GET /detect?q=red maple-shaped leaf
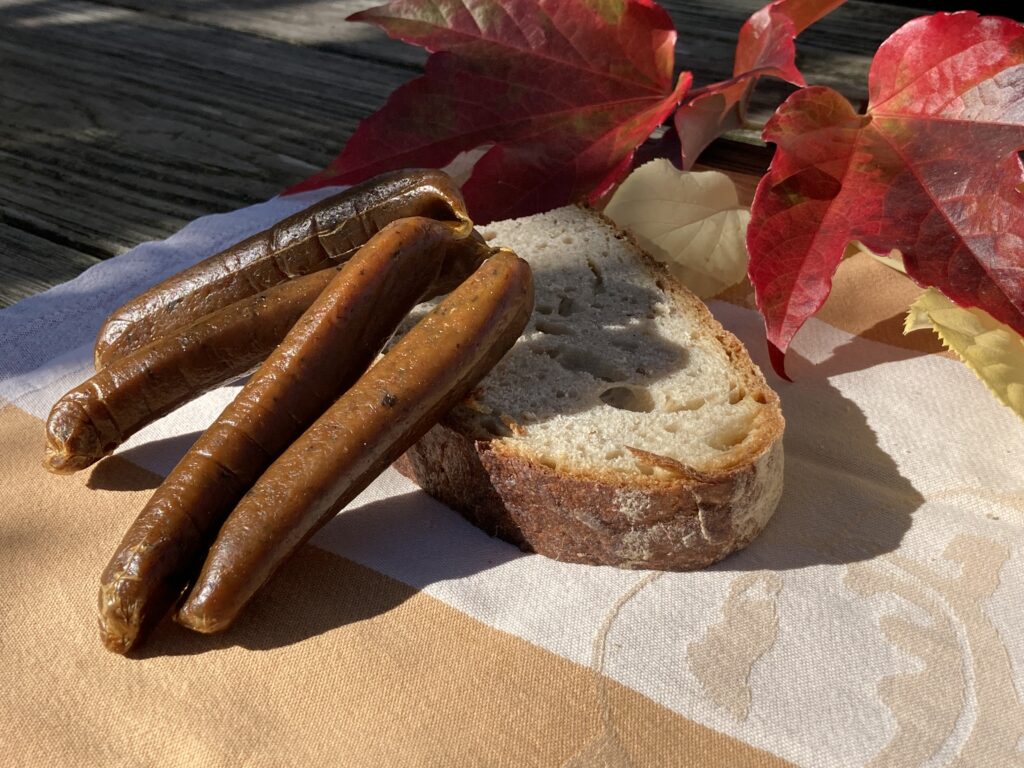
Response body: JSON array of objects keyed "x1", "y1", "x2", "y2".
[
  {"x1": 285, "y1": 0, "x2": 689, "y2": 223},
  {"x1": 748, "y1": 11, "x2": 1024, "y2": 376},
  {"x1": 673, "y1": 0, "x2": 845, "y2": 168}
]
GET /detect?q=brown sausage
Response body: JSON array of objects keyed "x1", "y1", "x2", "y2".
[
  {"x1": 94, "y1": 169, "x2": 468, "y2": 368},
  {"x1": 176, "y1": 250, "x2": 533, "y2": 634},
  {"x1": 45, "y1": 230, "x2": 492, "y2": 475},
  {"x1": 98, "y1": 217, "x2": 482, "y2": 654},
  {"x1": 46, "y1": 269, "x2": 334, "y2": 474}
]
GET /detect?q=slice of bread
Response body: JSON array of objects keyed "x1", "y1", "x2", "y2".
[{"x1": 394, "y1": 206, "x2": 784, "y2": 570}]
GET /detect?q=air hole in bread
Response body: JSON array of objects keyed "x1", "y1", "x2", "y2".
[
  {"x1": 600, "y1": 386, "x2": 655, "y2": 413},
  {"x1": 604, "y1": 448, "x2": 624, "y2": 460},
  {"x1": 586, "y1": 259, "x2": 606, "y2": 295},
  {"x1": 728, "y1": 387, "x2": 746, "y2": 404},
  {"x1": 535, "y1": 319, "x2": 574, "y2": 336},
  {"x1": 536, "y1": 304, "x2": 554, "y2": 315},
  {"x1": 562, "y1": 235, "x2": 574, "y2": 244},
  {"x1": 707, "y1": 424, "x2": 749, "y2": 451},
  {"x1": 663, "y1": 423, "x2": 679, "y2": 433},
  {"x1": 666, "y1": 396, "x2": 705, "y2": 412},
  {"x1": 545, "y1": 347, "x2": 627, "y2": 382},
  {"x1": 557, "y1": 296, "x2": 578, "y2": 316},
  {"x1": 636, "y1": 463, "x2": 655, "y2": 476},
  {"x1": 752, "y1": 391, "x2": 768, "y2": 404}
]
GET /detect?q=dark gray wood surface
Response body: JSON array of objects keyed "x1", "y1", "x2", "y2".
[{"x1": 0, "y1": 0, "x2": 926, "y2": 307}]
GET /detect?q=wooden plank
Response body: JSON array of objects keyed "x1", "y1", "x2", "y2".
[
  {"x1": 93, "y1": 0, "x2": 925, "y2": 123},
  {"x1": 0, "y1": 0, "x2": 412, "y2": 306},
  {"x1": 0, "y1": 224, "x2": 101, "y2": 305},
  {"x1": 79, "y1": 0, "x2": 926, "y2": 168},
  {"x1": 91, "y1": 0, "x2": 922, "y2": 88},
  {"x1": 0, "y1": 0, "x2": 931, "y2": 306},
  {"x1": 94, "y1": 0, "x2": 427, "y2": 67}
]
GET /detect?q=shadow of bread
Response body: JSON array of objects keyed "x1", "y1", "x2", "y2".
[{"x1": 716, "y1": 365, "x2": 922, "y2": 571}]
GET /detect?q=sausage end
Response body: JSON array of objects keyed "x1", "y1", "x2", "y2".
[
  {"x1": 174, "y1": 607, "x2": 228, "y2": 634},
  {"x1": 43, "y1": 399, "x2": 106, "y2": 474},
  {"x1": 176, "y1": 582, "x2": 234, "y2": 633},
  {"x1": 97, "y1": 580, "x2": 142, "y2": 654}
]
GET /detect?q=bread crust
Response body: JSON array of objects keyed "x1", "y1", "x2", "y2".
[
  {"x1": 395, "y1": 428, "x2": 782, "y2": 570},
  {"x1": 394, "y1": 206, "x2": 785, "y2": 570}
]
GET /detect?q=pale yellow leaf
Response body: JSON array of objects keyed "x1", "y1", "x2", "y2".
[
  {"x1": 603, "y1": 160, "x2": 749, "y2": 298},
  {"x1": 441, "y1": 144, "x2": 491, "y2": 186},
  {"x1": 845, "y1": 240, "x2": 906, "y2": 273},
  {"x1": 905, "y1": 288, "x2": 1024, "y2": 419}
]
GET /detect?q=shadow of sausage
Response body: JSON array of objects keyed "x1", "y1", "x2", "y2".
[
  {"x1": 131, "y1": 546, "x2": 418, "y2": 658},
  {"x1": 131, "y1": 490, "x2": 524, "y2": 658},
  {"x1": 87, "y1": 432, "x2": 203, "y2": 491},
  {"x1": 391, "y1": 254, "x2": 690, "y2": 432},
  {"x1": 130, "y1": 362, "x2": 924, "y2": 656}
]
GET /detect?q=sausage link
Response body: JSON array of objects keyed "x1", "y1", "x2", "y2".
[
  {"x1": 46, "y1": 269, "x2": 334, "y2": 474},
  {"x1": 94, "y1": 169, "x2": 468, "y2": 368},
  {"x1": 98, "y1": 217, "x2": 479, "y2": 654},
  {"x1": 46, "y1": 230, "x2": 492, "y2": 475},
  {"x1": 176, "y1": 250, "x2": 533, "y2": 633}
]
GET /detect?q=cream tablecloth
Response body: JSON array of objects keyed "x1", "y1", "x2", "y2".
[{"x1": 1, "y1": 189, "x2": 1022, "y2": 767}]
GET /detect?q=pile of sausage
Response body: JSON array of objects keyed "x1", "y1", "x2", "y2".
[{"x1": 43, "y1": 170, "x2": 534, "y2": 654}]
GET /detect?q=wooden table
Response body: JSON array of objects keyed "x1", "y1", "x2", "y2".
[{"x1": 0, "y1": 0, "x2": 944, "y2": 307}]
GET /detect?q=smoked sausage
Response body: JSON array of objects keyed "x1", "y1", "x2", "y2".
[
  {"x1": 94, "y1": 169, "x2": 468, "y2": 368},
  {"x1": 98, "y1": 217, "x2": 481, "y2": 654},
  {"x1": 47, "y1": 269, "x2": 334, "y2": 474},
  {"x1": 176, "y1": 250, "x2": 534, "y2": 634},
  {"x1": 46, "y1": 230, "x2": 491, "y2": 474}
]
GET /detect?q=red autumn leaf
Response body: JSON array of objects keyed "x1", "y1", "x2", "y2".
[
  {"x1": 285, "y1": 0, "x2": 689, "y2": 223},
  {"x1": 747, "y1": 11, "x2": 1024, "y2": 376},
  {"x1": 673, "y1": 0, "x2": 845, "y2": 169}
]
